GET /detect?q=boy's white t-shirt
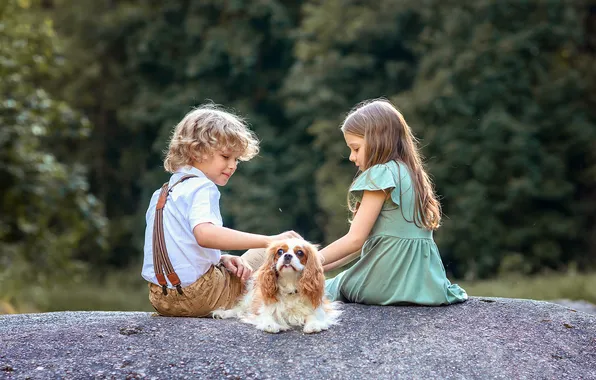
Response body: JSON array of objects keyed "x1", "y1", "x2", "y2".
[{"x1": 141, "y1": 166, "x2": 223, "y2": 288}]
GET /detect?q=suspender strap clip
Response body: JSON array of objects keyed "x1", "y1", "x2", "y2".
[
  {"x1": 167, "y1": 272, "x2": 184, "y2": 295},
  {"x1": 155, "y1": 273, "x2": 168, "y2": 295}
]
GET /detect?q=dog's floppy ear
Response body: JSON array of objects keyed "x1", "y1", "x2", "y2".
[
  {"x1": 257, "y1": 243, "x2": 279, "y2": 304},
  {"x1": 298, "y1": 242, "x2": 325, "y2": 309}
]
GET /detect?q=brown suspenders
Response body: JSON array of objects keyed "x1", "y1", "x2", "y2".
[{"x1": 152, "y1": 174, "x2": 197, "y2": 296}]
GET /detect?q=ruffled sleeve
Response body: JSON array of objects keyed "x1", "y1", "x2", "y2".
[{"x1": 350, "y1": 161, "x2": 402, "y2": 207}]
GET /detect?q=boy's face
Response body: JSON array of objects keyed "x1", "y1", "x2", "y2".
[
  {"x1": 193, "y1": 149, "x2": 240, "y2": 186},
  {"x1": 344, "y1": 133, "x2": 366, "y2": 170}
]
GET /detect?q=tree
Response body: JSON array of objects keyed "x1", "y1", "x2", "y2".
[
  {"x1": 43, "y1": 0, "x2": 148, "y2": 266},
  {"x1": 47, "y1": 0, "x2": 323, "y2": 266},
  {"x1": 284, "y1": 0, "x2": 424, "y2": 241},
  {"x1": 0, "y1": 0, "x2": 108, "y2": 294},
  {"x1": 287, "y1": 0, "x2": 596, "y2": 278},
  {"x1": 121, "y1": 1, "x2": 319, "y2": 246},
  {"x1": 39, "y1": 0, "x2": 596, "y2": 280},
  {"x1": 394, "y1": 1, "x2": 596, "y2": 277}
]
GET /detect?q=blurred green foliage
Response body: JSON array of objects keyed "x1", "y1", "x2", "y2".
[
  {"x1": 395, "y1": 1, "x2": 596, "y2": 278},
  {"x1": 1, "y1": 0, "x2": 595, "y2": 308},
  {"x1": 284, "y1": 0, "x2": 424, "y2": 240},
  {"x1": 288, "y1": 0, "x2": 596, "y2": 279},
  {"x1": 46, "y1": 0, "x2": 323, "y2": 263},
  {"x1": 0, "y1": 0, "x2": 108, "y2": 299}
]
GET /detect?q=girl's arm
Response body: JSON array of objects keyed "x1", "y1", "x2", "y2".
[
  {"x1": 193, "y1": 224, "x2": 300, "y2": 250},
  {"x1": 319, "y1": 190, "x2": 386, "y2": 271},
  {"x1": 323, "y1": 250, "x2": 360, "y2": 272}
]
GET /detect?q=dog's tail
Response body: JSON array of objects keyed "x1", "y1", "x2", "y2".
[{"x1": 323, "y1": 299, "x2": 343, "y2": 325}]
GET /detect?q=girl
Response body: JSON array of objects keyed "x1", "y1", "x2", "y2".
[
  {"x1": 142, "y1": 104, "x2": 300, "y2": 317},
  {"x1": 321, "y1": 99, "x2": 468, "y2": 305}
]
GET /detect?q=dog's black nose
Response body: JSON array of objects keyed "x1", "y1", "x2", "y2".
[{"x1": 283, "y1": 253, "x2": 292, "y2": 262}]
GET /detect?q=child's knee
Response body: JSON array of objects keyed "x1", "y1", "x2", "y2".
[{"x1": 241, "y1": 248, "x2": 267, "y2": 272}]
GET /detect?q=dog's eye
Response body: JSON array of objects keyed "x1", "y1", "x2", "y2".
[
  {"x1": 296, "y1": 250, "x2": 304, "y2": 257},
  {"x1": 276, "y1": 249, "x2": 284, "y2": 256}
]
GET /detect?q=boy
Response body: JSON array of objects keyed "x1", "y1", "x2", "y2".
[{"x1": 142, "y1": 104, "x2": 300, "y2": 317}]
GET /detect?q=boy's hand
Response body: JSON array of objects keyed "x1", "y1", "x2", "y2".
[{"x1": 220, "y1": 254, "x2": 251, "y2": 281}]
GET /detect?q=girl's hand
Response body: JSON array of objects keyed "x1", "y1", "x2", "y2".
[
  {"x1": 270, "y1": 230, "x2": 302, "y2": 242},
  {"x1": 220, "y1": 254, "x2": 252, "y2": 281}
]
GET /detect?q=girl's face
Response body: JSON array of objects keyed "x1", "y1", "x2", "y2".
[
  {"x1": 344, "y1": 133, "x2": 366, "y2": 170},
  {"x1": 193, "y1": 148, "x2": 239, "y2": 186}
]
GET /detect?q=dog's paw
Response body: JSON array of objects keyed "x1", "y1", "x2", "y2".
[
  {"x1": 257, "y1": 322, "x2": 286, "y2": 334},
  {"x1": 303, "y1": 321, "x2": 329, "y2": 334},
  {"x1": 211, "y1": 309, "x2": 236, "y2": 319}
]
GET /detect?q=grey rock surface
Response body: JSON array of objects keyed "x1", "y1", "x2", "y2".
[
  {"x1": 550, "y1": 299, "x2": 596, "y2": 316},
  {"x1": 1, "y1": 297, "x2": 595, "y2": 379}
]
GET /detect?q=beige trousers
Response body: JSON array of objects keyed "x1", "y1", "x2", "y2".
[{"x1": 148, "y1": 248, "x2": 266, "y2": 317}]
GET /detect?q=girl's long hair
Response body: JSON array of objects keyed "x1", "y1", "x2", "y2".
[{"x1": 341, "y1": 99, "x2": 442, "y2": 230}]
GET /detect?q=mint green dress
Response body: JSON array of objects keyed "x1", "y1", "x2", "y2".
[{"x1": 325, "y1": 160, "x2": 468, "y2": 306}]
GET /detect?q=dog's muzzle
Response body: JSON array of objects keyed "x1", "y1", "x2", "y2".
[{"x1": 283, "y1": 253, "x2": 292, "y2": 264}]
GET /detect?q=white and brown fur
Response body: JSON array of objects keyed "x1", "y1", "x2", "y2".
[{"x1": 212, "y1": 238, "x2": 341, "y2": 333}]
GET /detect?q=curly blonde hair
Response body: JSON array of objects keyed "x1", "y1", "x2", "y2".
[{"x1": 164, "y1": 104, "x2": 260, "y2": 173}]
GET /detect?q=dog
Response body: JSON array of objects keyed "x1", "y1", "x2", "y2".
[{"x1": 212, "y1": 238, "x2": 341, "y2": 333}]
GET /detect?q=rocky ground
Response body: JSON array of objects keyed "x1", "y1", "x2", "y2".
[
  {"x1": 1, "y1": 297, "x2": 595, "y2": 379},
  {"x1": 549, "y1": 299, "x2": 596, "y2": 315}
]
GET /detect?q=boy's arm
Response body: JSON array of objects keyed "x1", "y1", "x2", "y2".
[
  {"x1": 319, "y1": 190, "x2": 385, "y2": 270},
  {"x1": 193, "y1": 223, "x2": 300, "y2": 250}
]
